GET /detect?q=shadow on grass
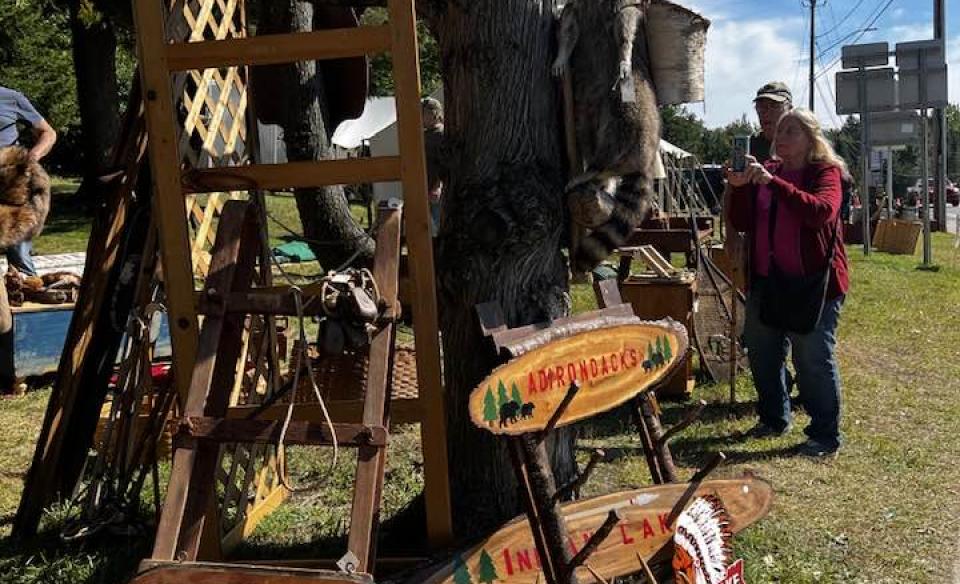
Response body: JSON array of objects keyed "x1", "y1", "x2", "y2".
[{"x1": 0, "y1": 528, "x2": 149, "y2": 584}]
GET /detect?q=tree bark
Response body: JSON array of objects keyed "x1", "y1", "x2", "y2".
[
  {"x1": 254, "y1": 0, "x2": 374, "y2": 270},
  {"x1": 69, "y1": 1, "x2": 120, "y2": 190},
  {"x1": 432, "y1": 0, "x2": 577, "y2": 536}
]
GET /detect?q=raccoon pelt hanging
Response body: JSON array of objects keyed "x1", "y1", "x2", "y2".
[
  {"x1": 552, "y1": 0, "x2": 661, "y2": 272},
  {"x1": 0, "y1": 146, "x2": 51, "y2": 249}
]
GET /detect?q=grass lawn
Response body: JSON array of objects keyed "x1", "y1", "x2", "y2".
[{"x1": 2, "y1": 189, "x2": 960, "y2": 583}]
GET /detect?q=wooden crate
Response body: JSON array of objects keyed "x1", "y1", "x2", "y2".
[
  {"x1": 874, "y1": 219, "x2": 922, "y2": 255},
  {"x1": 615, "y1": 274, "x2": 696, "y2": 399}
]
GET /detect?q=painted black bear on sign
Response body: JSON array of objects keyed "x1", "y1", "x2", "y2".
[
  {"x1": 652, "y1": 352, "x2": 665, "y2": 368},
  {"x1": 642, "y1": 359, "x2": 653, "y2": 372},
  {"x1": 521, "y1": 402, "x2": 535, "y2": 419},
  {"x1": 499, "y1": 400, "x2": 521, "y2": 427}
]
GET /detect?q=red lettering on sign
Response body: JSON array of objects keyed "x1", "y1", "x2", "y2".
[
  {"x1": 581, "y1": 531, "x2": 593, "y2": 545},
  {"x1": 528, "y1": 372, "x2": 537, "y2": 395},
  {"x1": 516, "y1": 549, "x2": 534, "y2": 571},
  {"x1": 502, "y1": 548, "x2": 514, "y2": 576},
  {"x1": 629, "y1": 348, "x2": 639, "y2": 367},
  {"x1": 619, "y1": 524, "x2": 635, "y2": 544},
  {"x1": 658, "y1": 513, "x2": 670, "y2": 534},
  {"x1": 567, "y1": 363, "x2": 577, "y2": 384},
  {"x1": 547, "y1": 368, "x2": 556, "y2": 391},
  {"x1": 642, "y1": 519, "x2": 655, "y2": 538},
  {"x1": 619, "y1": 351, "x2": 629, "y2": 371},
  {"x1": 556, "y1": 366, "x2": 565, "y2": 387},
  {"x1": 590, "y1": 359, "x2": 599, "y2": 377},
  {"x1": 610, "y1": 353, "x2": 620, "y2": 372},
  {"x1": 538, "y1": 369, "x2": 548, "y2": 392},
  {"x1": 601, "y1": 356, "x2": 610, "y2": 375},
  {"x1": 567, "y1": 536, "x2": 579, "y2": 555}
]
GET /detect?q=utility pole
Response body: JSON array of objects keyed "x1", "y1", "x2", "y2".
[
  {"x1": 803, "y1": 0, "x2": 820, "y2": 111},
  {"x1": 934, "y1": 0, "x2": 947, "y2": 232}
]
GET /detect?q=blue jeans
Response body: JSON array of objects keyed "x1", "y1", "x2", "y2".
[
  {"x1": 7, "y1": 239, "x2": 36, "y2": 276},
  {"x1": 743, "y1": 287, "x2": 844, "y2": 449}
]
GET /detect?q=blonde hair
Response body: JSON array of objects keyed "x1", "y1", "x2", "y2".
[{"x1": 774, "y1": 108, "x2": 850, "y2": 176}]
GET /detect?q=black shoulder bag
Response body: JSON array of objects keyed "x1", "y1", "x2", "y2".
[{"x1": 758, "y1": 191, "x2": 839, "y2": 334}]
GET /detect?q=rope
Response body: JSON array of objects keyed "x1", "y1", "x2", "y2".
[{"x1": 274, "y1": 284, "x2": 340, "y2": 493}]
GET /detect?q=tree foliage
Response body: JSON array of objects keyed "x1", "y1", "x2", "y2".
[
  {"x1": 361, "y1": 8, "x2": 441, "y2": 98},
  {"x1": 659, "y1": 105, "x2": 758, "y2": 164}
]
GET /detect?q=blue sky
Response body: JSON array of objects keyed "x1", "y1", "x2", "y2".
[{"x1": 684, "y1": 0, "x2": 957, "y2": 128}]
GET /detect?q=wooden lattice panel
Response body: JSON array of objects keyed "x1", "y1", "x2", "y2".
[{"x1": 166, "y1": 0, "x2": 285, "y2": 551}]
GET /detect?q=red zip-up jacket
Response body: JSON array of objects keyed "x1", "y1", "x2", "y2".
[{"x1": 728, "y1": 161, "x2": 850, "y2": 299}]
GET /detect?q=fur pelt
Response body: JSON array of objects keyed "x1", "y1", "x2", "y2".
[
  {"x1": 553, "y1": 0, "x2": 661, "y2": 272},
  {"x1": 0, "y1": 146, "x2": 51, "y2": 249}
]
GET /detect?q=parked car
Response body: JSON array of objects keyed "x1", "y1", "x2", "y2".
[{"x1": 907, "y1": 178, "x2": 960, "y2": 206}]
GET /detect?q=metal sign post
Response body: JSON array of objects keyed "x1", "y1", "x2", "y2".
[
  {"x1": 920, "y1": 109, "x2": 932, "y2": 266},
  {"x1": 858, "y1": 69, "x2": 872, "y2": 255},
  {"x1": 897, "y1": 40, "x2": 948, "y2": 269},
  {"x1": 837, "y1": 43, "x2": 894, "y2": 256}
]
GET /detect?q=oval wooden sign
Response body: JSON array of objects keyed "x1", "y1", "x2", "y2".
[
  {"x1": 470, "y1": 320, "x2": 688, "y2": 435},
  {"x1": 415, "y1": 477, "x2": 773, "y2": 584}
]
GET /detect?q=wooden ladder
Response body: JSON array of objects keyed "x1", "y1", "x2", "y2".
[
  {"x1": 131, "y1": 0, "x2": 452, "y2": 556},
  {"x1": 143, "y1": 199, "x2": 398, "y2": 576}
]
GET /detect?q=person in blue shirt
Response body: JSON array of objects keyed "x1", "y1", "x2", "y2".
[
  {"x1": 0, "y1": 86, "x2": 56, "y2": 392},
  {"x1": 0, "y1": 86, "x2": 57, "y2": 277}
]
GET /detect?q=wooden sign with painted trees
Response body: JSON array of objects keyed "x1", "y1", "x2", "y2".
[{"x1": 469, "y1": 321, "x2": 688, "y2": 436}]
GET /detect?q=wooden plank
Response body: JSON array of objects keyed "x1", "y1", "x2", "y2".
[
  {"x1": 182, "y1": 157, "x2": 403, "y2": 193},
  {"x1": 386, "y1": 0, "x2": 453, "y2": 547},
  {"x1": 12, "y1": 85, "x2": 150, "y2": 537},
  {"x1": 197, "y1": 290, "x2": 329, "y2": 316},
  {"x1": 133, "y1": 0, "x2": 202, "y2": 409},
  {"x1": 347, "y1": 205, "x2": 401, "y2": 572},
  {"x1": 151, "y1": 201, "x2": 256, "y2": 561},
  {"x1": 415, "y1": 478, "x2": 773, "y2": 584},
  {"x1": 176, "y1": 417, "x2": 388, "y2": 447},
  {"x1": 166, "y1": 25, "x2": 392, "y2": 70},
  {"x1": 471, "y1": 321, "x2": 689, "y2": 436},
  {"x1": 226, "y1": 398, "x2": 424, "y2": 426},
  {"x1": 179, "y1": 203, "x2": 260, "y2": 561},
  {"x1": 132, "y1": 561, "x2": 374, "y2": 584}
]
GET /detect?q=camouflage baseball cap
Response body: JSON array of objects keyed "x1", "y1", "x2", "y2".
[{"x1": 754, "y1": 81, "x2": 793, "y2": 103}]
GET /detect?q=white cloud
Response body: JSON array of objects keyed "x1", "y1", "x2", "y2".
[
  {"x1": 686, "y1": 17, "x2": 806, "y2": 128},
  {"x1": 685, "y1": 15, "x2": 960, "y2": 130}
]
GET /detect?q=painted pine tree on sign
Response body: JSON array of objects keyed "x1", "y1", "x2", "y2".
[
  {"x1": 483, "y1": 387, "x2": 498, "y2": 427},
  {"x1": 453, "y1": 555, "x2": 473, "y2": 584},
  {"x1": 476, "y1": 549, "x2": 499, "y2": 584},
  {"x1": 511, "y1": 383, "x2": 523, "y2": 406},
  {"x1": 497, "y1": 380, "x2": 510, "y2": 408}
]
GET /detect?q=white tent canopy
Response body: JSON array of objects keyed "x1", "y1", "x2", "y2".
[{"x1": 331, "y1": 97, "x2": 398, "y2": 150}]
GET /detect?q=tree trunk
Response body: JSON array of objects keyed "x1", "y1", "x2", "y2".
[
  {"x1": 432, "y1": 0, "x2": 577, "y2": 536},
  {"x1": 69, "y1": 2, "x2": 120, "y2": 190},
  {"x1": 254, "y1": 0, "x2": 374, "y2": 270}
]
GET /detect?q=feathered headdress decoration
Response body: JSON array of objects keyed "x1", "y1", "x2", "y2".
[{"x1": 672, "y1": 495, "x2": 733, "y2": 584}]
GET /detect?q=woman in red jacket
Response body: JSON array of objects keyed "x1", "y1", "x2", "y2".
[{"x1": 726, "y1": 108, "x2": 849, "y2": 457}]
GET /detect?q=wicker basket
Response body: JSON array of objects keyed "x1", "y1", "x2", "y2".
[{"x1": 646, "y1": 0, "x2": 710, "y2": 105}]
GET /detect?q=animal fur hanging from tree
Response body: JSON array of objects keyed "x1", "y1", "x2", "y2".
[
  {"x1": 0, "y1": 146, "x2": 51, "y2": 249},
  {"x1": 552, "y1": 0, "x2": 661, "y2": 273}
]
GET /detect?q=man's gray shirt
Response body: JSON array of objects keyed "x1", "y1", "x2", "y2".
[{"x1": 0, "y1": 86, "x2": 44, "y2": 148}]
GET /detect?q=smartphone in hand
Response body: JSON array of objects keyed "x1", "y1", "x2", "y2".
[{"x1": 732, "y1": 135, "x2": 750, "y2": 172}]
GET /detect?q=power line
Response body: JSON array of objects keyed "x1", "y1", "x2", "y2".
[
  {"x1": 816, "y1": 0, "x2": 893, "y2": 61},
  {"x1": 817, "y1": 0, "x2": 867, "y2": 40},
  {"x1": 814, "y1": 0, "x2": 896, "y2": 80}
]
